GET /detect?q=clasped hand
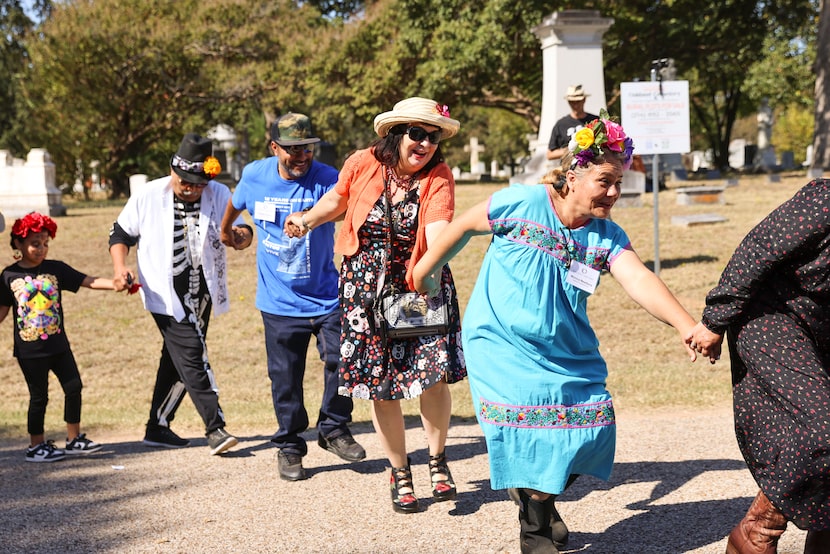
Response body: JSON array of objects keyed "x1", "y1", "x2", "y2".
[
  {"x1": 685, "y1": 321, "x2": 723, "y2": 364},
  {"x1": 284, "y1": 212, "x2": 307, "y2": 238}
]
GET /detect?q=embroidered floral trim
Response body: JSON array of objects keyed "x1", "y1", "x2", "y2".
[
  {"x1": 491, "y1": 219, "x2": 611, "y2": 271},
  {"x1": 479, "y1": 397, "x2": 615, "y2": 429}
]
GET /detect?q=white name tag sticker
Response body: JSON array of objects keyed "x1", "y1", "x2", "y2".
[
  {"x1": 253, "y1": 201, "x2": 277, "y2": 223},
  {"x1": 565, "y1": 261, "x2": 599, "y2": 294}
]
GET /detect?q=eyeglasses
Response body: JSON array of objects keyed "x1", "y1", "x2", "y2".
[
  {"x1": 178, "y1": 178, "x2": 207, "y2": 188},
  {"x1": 281, "y1": 144, "x2": 314, "y2": 156},
  {"x1": 406, "y1": 126, "x2": 442, "y2": 145}
]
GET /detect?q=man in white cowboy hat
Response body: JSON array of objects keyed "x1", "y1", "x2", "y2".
[
  {"x1": 109, "y1": 132, "x2": 253, "y2": 456},
  {"x1": 546, "y1": 84, "x2": 599, "y2": 161},
  {"x1": 220, "y1": 113, "x2": 366, "y2": 482}
]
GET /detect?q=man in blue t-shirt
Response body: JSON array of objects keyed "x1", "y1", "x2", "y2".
[{"x1": 221, "y1": 113, "x2": 365, "y2": 481}]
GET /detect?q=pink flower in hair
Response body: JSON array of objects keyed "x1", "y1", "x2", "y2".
[
  {"x1": 603, "y1": 120, "x2": 626, "y2": 152},
  {"x1": 436, "y1": 104, "x2": 451, "y2": 118}
]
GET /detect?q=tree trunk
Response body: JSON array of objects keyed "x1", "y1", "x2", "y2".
[{"x1": 813, "y1": 0, "x2": 830, "y2": 170}]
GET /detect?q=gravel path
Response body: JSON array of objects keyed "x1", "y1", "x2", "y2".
[{"x1": 0, "y1": 404, "x2": 810, "y2": 553}]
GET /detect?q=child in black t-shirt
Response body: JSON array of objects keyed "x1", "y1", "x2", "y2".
[{"x1": 0, "y1": 213, "x2": 115, "y2": 462}]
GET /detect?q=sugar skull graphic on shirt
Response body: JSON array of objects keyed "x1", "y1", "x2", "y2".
[{"x1": 10, "y1": 274, "x2": 61, "y2": 341}]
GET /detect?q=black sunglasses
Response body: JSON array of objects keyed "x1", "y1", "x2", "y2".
[{"x1": 406, "y1": 126, "x2": 442, "y2": 145}]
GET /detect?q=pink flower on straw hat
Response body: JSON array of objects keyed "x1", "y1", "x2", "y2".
[{"x1": 437, "y1": 104, "x2": 451, "y2": 118}]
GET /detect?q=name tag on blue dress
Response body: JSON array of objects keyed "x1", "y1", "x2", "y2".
[{"x1": 566, "y1": 261, "x2": 599, "y2": 294}]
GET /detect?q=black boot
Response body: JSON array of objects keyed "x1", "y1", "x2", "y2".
[
  {"x1": 515, "y1": 488, "x2": 559, "y2": 554},
  {"x1": 509, "y1": 488, "x2": 569, "y2": 548}
]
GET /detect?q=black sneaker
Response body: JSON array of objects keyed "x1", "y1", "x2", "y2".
[
  {"x1": 143, "y1": 425, "x2": 190, "y2": 448},
  {"x1": 318, "y1": 432, "x2": 366, "y2": 462},
  {"x1": 277, "y1": 450, "x2": 307, "y2": 481},
  {"x1": 207, "y1": 428, "x2": 238, "y2": 456},
  {"x1": 25, "y1": 440, "x2": 66, "y2": 463},
  {"x1": 65, "y1": 433, "x2": 103, "y2": 454}
]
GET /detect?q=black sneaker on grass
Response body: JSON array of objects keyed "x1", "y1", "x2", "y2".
[
  {"x1": 143, "y1": 425, "x2": 190, "y2": 448},
  {"x1": 207, "y1": 428, "x2": 237, "y2": 456},
  {"x1": 26, "y1": 440, "x2": 66, "y2": 463},
  {"x1": 65, "y1": 433, "x2": 103, "y2": 454}
]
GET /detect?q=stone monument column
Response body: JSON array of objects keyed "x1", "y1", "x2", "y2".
[
  {"x1": 512, "y1": 9, "x2": 613, "y2": 184},
  {"x1": 0, "y1": 149, "x2": 67, "y2": 218},
  {"x1": 533, "y1": 10, "x2": 613, "y2": 154}
]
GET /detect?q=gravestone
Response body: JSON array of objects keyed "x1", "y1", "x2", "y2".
[
  {"x1": 0, "y1": 149, "x2": 66, "y2": 218},
  {"x1": 780, "y1": 151, "x2": 795, "y2": 171},
  {"x1": 675, "y1": 186, "x2": 725, "y2": 205},
  {"x1": 617, "y1": 169, "x2": 646, "y2": 207},
  {"x1": 671, "y1": 213, "x2": 728, "y2": 227},
  {"x1": 465, "y1": 137, "x2": 486, "y2": 177},
  {"x1": 129, "y1": 174, "x2": 148, "y2": 196},
  {"x1": 728, "y1": 139, "x2": 746, "y2": 170}
]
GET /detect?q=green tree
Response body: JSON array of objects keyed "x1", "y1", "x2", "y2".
[
  {"x1": 0, "y1": 0, "x2": 45, "y2": 153},
  {"x1": 601, "y1": 0, "x2": 817, "y2": 171},
  {"x1": 17, "y1": 0, "x2": 325, "y2": 197}
]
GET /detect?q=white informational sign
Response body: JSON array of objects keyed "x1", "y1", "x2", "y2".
[{"x1": 620, "y1": 81, "x2": 691, "y2": 155}]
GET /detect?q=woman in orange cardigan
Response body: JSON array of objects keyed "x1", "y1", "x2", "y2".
[{"x1": 285, "y1": 97, "x2": 467, "y2": 513}]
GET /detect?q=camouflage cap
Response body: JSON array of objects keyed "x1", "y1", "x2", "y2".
[{"x1": 270, "y1": 113, "x2": 321, "y2": 146}]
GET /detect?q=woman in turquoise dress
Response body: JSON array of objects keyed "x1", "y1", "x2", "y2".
[{"x1": 413, "y1": 112, "x2": 698, "y2": 554}]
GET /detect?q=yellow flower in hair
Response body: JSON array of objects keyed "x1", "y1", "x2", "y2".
[
  {"x1": 573, "y1": 127, "x2": 595, "y2": 150},
  {"x1": 203, "y1": 156, "x2": 221, "y2": 178}
]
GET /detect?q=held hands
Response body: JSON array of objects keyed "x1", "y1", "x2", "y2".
[
  {"x1": 113, "y1": 269, "x2": 141, "y2": 295},
  {"x1": 284, "y1": 212, "x2": 307, "y2": 238},
  {"x1": 685, "y1": 321, "x2": 723, "y2": 364}
]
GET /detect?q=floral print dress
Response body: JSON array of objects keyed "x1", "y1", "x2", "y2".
[
  {"x1": 337, "y1": 184, "x2": 466, "y2": 401},
  {"x1": 701, "y1": 179, "x2": 830, "y2": 530}
]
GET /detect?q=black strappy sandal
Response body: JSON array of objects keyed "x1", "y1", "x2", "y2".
[
  {"x1": 390, "y1": 459, "x2": 419, "y2": 513},
  {"x1": 429, "y1": 451, "x2": 457, "y2": 501}
]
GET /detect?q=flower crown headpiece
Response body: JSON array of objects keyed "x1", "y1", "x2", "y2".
[
  {"x1": 11, "y1": 212, "x2": 57, "y2": 240},
  {"x1": 568, "y1": 109, "x2": 634, "y2": 170}
]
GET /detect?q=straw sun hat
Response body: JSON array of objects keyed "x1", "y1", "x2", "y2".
[{"x1": 373, "y1": 97, "x2": 461, "y2": 140}]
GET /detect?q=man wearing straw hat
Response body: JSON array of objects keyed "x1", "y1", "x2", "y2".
[{"x1": 546, "y1": 85, "x2": 598, "y2": 161}]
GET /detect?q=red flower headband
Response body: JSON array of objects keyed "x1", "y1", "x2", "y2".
[{"x1": 11, "y1": 212, "x2": 58, "y2": 240}]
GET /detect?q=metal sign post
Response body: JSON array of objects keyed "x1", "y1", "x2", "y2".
[{"x1": 620, "y1": 65, "x2": 691, "y2": 276}]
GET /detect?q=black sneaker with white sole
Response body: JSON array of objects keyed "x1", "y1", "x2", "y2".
[
  {"x1": 65, "y1": 433, "x2": 103, "y2": 454},
  {"x1": 25, "y1": 440, "x2": 66, "y2": 463},
  {"x1": 143, "y1": 424, "x2": 190, "y2": 448},
  {"x1": 207, "y1": 428, "x2": 238, "y2": 455}
]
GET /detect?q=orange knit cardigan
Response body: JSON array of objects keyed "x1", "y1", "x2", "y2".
[{"x1": 333, "y1": 148, "x2": 455, "y2": 291}]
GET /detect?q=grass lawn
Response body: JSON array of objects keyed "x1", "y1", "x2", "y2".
[{"x1": 0, "y1": 172, "x2": 809, "y2": 440}]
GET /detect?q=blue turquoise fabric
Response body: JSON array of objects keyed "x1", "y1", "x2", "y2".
[{"x1": 461, "y1": 183, "x2": 631, "y2": 494}]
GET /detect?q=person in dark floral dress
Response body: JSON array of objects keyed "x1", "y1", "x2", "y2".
[
  {"x1": 688, "y1": 179, "x2": 830, "y2": 553},
  {"x1": 285, "y1": 97, "x2": 467, "y2": 514}
]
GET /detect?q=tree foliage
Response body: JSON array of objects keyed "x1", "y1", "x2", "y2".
[
  {"x1": 6, "y1": 0, "x2": 824, "y2": 192},
  {"x1": 17, "y1": 0, "x2": 325, "y2": 196}
]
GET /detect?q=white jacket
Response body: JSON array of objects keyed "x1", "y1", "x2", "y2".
[{"x1": 116, "y1": 176, "x2": 242, "y2": 321}]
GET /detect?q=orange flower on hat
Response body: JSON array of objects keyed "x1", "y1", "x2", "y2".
[{"x1": 203, "y1": 156, "x2": 221, "y2": 178}]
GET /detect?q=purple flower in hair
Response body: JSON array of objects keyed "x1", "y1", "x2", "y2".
[
  {"x1": 574, "y1": 148, "x2": 595, "y2": 167},
  {"x1": 622, "y1": 137, "x2": 635, "y2": 170}
]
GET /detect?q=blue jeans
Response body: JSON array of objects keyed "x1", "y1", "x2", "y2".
[{"x1": 261, "y1": 310, "x2": 354, "y2": 455}]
